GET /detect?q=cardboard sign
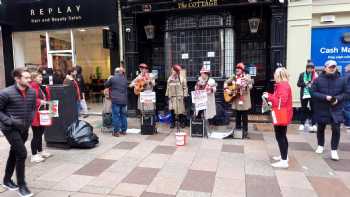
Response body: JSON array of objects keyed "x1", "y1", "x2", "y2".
[
  {"x1": 191, "y1": 90, "x2": 207, "y2": 111},
  {"x1": 140, "y1": 91, "x2": 156, "y2": 103}
]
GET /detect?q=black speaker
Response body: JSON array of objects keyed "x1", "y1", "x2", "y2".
[
  {"x1": 45, "y1": 85, "x2": 78, "y2": 144},
  {"x1": 190, "y1": 118, "x2": 205, "y2": 137},
  {"x1": 141, "y1": 115, "x2": 156, "y2": 135}
]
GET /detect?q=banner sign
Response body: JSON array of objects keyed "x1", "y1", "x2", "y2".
[
  {"x1": 140, "y1": 91, "x2": 156, "y2": 103},
  {"x1": 7, "y1": 0, "x2": 117, "y2": 31},
  {"x1": 191, "y1": 90, "x2": 207, "y2": 111},
  {"x1": 312, "y1": 27, "x2": 350, "y2": 75}
]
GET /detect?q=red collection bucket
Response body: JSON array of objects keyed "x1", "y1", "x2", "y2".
[{"x1": 175, "y1": 132, "x2": 187, "y2": 146}]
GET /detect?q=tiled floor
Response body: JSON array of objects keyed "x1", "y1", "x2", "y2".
[{"x1": 0, "y1": 116, "x2": 350, "y2": 197}]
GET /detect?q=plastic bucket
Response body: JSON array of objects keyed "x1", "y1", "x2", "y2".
[
  {"x1": 175, "y1": 132, "x2": 187, "y2": 146},
  {"x1": 39, "y1": 110, "x2": 52, "y2": 126}
]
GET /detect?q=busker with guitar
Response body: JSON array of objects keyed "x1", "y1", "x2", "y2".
[
  {"x1": 165, "y1": 64, "x2": 188, "y2": 129},
  {"x1": 195, "y1": 66, "x2": 217, "y2": 120},
  {"x1": 130, "y1": 63, "x2": 156, "y2": 110},
  {"x1": 224, "y1": 63, "x2": 253, "y2": 139}
]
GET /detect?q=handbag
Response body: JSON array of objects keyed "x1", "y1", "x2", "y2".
[{"x1": 271, "y1": 97, "x2": 289, "y2": 126}]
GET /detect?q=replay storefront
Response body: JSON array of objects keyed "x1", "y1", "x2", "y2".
[{"x1": 312, "y1": 27, "x2": 350, "y2": 74}]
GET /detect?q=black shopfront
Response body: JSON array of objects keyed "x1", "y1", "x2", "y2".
[
  {"x1": 1, "y1": 0, "x2": 120, "y2": 87},
  {"x1": 122, "y1": 0, "x2": 287, "y2": 114}
]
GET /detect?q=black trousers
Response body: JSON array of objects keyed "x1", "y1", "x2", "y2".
[
  {"x1": 301, "y1": 98, "x2": 314, "y2": 125},
  {"x1": 274, "y1": 126, "x2": 288, "y2": 160},
  {"x1": 31, "y1": 126, "x2": 45, "y2": 155},
  {"x1": 2, "y1": 129, "x2": 28, "y2": 186},
  {"x1": 317, "y1": 123, "x2": 341, "y2": 150},
  {"x1": 236, "y1": 110, "x2": 248, "y2": 131}
]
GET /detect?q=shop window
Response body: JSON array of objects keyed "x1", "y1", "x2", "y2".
[{"x1": 165, "y1": 14, "x2": 234, "y2": 79}]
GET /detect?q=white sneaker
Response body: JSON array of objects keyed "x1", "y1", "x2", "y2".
[
  {"x1": 331, "y1": 150, "x2": 339, "y2": 161},
  {"x1": 271, "y1": 160, "x2": 289, "y2": 168},
  {"x1": 39, "y1": 151, "x2": 52, "y2": 158},
  {"x1": 30, "y1": 155, "x2": 44, "y2": 163},
  {"x1": 315, "y1": 146, "x2": 324, "y2": 154},
  {"x1": 298, "y1": 125, "x2": 305, "y2": 131},
  {"x1": 308, "y1": 125, "x2": 316, "y2": 132},
  {"x1": 272, "y1": 155, "x2": 289, "y2": 161}
]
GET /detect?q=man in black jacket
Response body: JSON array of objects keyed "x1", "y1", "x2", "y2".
[
  {"x1": 0, "y1": 68, "x2": 36, "y2": 197},
  {"x1": 105, "y1": 67, "x2": 128, "y2": 137}
]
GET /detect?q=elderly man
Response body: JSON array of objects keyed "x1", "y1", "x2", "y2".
[
  {"x1": 105, "y1": 67, "x2": 128, "y2": 137},
  {"x1": 311, "y1": 60, "x2": 347, "y2": 161}
]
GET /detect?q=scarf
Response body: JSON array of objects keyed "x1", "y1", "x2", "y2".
[{"x1": 303, "y1": 72, "x2": 312, "y2": 99}]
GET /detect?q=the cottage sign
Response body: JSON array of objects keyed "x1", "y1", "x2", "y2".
[{"x1": 177, "y1": 0, "x2": 219, "y2": 9}]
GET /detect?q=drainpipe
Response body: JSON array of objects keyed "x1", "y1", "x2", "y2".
[{"x1": 118, "y1": 0, "x2": 124, "y2": 62}]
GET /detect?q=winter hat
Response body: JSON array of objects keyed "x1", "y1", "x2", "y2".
[
  {"x1": 172, "y1": 64, "x2": 182, "y2": 73},
  {"x1": 236, "y1": 62, "x2": 245, "y2": 70},
  {"x1": 139, "y1": 63, "x2": 149, "y2": 69},
  {"x1": 306, "y1": 60, "x2": 315, "y2": 68},
  {"x1": 324, "y1": 60, "x2": 337, "y2": 68},
  {"x1": 200, "y1": 65, "x2": 210, "y2": 74}
]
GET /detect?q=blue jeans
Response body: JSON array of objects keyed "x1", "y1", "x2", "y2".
[{"x1": 112, "y1": 104, "x2": 128, "y2": 133}]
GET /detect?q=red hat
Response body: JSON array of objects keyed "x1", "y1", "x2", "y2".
[
  {"x1": 139, "y1": 63, "x2": 149, "y2": 69},
  {"x1": 200, "y1": 65, "x2": 210, "y2": 74},
  {"x1": 236, "y1": 63, "x2": 245, "y2": 70},
  {"x1": 172, "y1": 64, "x2": 182, "y2": 73}
]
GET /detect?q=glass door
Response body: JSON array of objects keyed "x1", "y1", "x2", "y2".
[{"x1": 45, "y1": 30, "x2": 76, "y2": 85}]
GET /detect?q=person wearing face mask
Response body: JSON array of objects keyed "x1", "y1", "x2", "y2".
[
  {"x1": 311, "y1": 60, "x2": 347, "y2": 161},
  {"x1": 297, "y1": 60, "x2": 318, "y2": 132}
]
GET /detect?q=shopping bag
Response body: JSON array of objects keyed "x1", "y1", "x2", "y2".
[
  {"x1": 271, "y1": 98, "x2": 289, "y2": 126},
  {"x1": 80, "y1": 99, "x2": 88, "y2": 113}
]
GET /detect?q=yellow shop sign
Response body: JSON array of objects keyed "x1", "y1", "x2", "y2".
[{"x1": 177, "y1": 0, "x2": 219, "y2": 9}]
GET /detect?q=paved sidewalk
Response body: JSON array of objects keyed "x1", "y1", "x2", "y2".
[{"x1": 1, "y1": 116, "x2": 350, "y2": 197}]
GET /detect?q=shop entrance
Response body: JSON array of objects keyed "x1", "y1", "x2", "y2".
[{"x1": 12, "y1": 27, "x2": 111, "y2": 104}]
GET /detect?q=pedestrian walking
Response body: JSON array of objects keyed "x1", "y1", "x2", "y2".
[
  {"x1": 166, "y1": 64, "x2": 188, "y2": 129},
  {"x1": 29, "y1": 72, "x2": 52, "y2": 163},
  {"x1": 105, "y1": 67, "x2": 128, "y2": 137},
  {"x1": 297, "y1": 60, "x2": 318, "y2": 132},
  {"x1": 263, "y1": 67, "x2": 293, "y2": 168},
  {"x1": 224, "y1": 63, "x2": 253, "y2": 139},
  {"x1": 0, "y1": 68, "x2": 36, "y2": 197},
  {"x1": 343, "y1": 64, "x2": 350, "y2": 132},
  {"x1": 311, "y1": 60, "x2": 347, "y2": 161}
]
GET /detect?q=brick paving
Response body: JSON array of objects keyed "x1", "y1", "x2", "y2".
[{"x1": 0, "y1": 116, "x2": 350, "y2": 197}]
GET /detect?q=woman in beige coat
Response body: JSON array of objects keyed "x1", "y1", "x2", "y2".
[
  {"x1": 224, "y1": 63, "x2": 253, "y2": 139},
  {"x1": 166, "y1": 64, "x2": 188, "y2": 128}
]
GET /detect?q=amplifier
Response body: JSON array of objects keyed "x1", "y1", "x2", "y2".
[
  {"x1": 141, "y1": 115, "x2": 156, "y2": 135},
  {"x1": 190, "y1": 118, "x2": 205, "y2": 137}
]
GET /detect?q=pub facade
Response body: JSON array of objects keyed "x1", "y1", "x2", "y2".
[{"x1": 121, "y1": 0, "x2": 288, "y2": 114}]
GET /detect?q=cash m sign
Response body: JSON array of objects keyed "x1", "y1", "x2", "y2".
[{"x1": 177, "y1": 0, "x2": 219, "y2": 9}]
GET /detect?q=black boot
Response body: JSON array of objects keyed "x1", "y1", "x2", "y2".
[
  {"x1": 180, "y1": 115, "x2": 186, "y2": 128},
  {"x1": 170, "y1": 121, "x2": 175, "y2": 129},
  {"x1": 170, "y1": 110, "x2": 175, "y2": 129},
  {"x1": 243, "y1": 130, "x2": 249, "y2": 139}
]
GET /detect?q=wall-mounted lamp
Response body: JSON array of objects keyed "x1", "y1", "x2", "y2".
[
  {"x1": 248, "y1": 18, "x2": 260, "y2": 34},
  {"x1": 144, "y1": 22, "x2": 155, "y2": 39}
]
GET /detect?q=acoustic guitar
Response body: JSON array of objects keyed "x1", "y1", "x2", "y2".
[
  {"x1": 134, "y1": 79, "x2": 146, "y2": 96},
  {"x1": 224, "y1": 82, "x2": 237, "y2": 103}
]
